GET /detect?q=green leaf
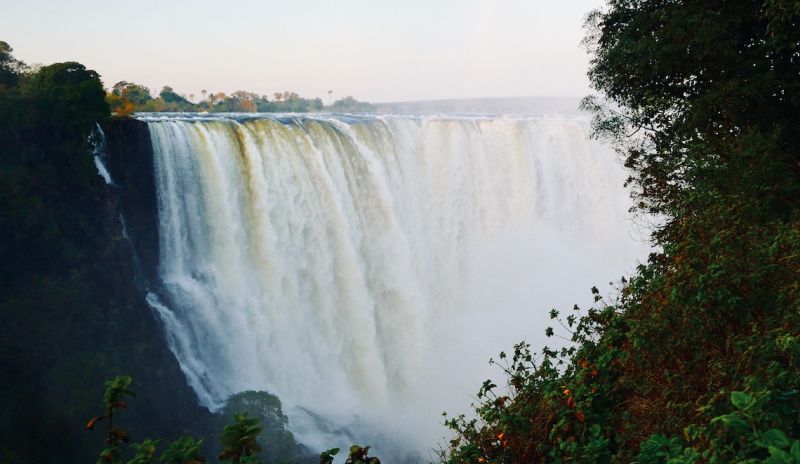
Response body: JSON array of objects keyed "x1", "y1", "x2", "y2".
[
  {"x1": 789, "y1": 441, "x2": 800, "y2": 462},
  {"x1": 731, "y1": 391, "x2": 753, "y2": 410},
  {"x1": 757, "y1": 429, "x2": 791, "y2": 449},
  {"x1": 765, "y1": 446, "x2": 792, "y2": 464},
  {"x1": 710, "y1": 413, "x2": 749, "y2": 431}
]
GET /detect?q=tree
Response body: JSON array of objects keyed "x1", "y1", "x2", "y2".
[
  {"x1": 330, "y1": 96, "x2": 374, "y2": 112},
  {"x1": 211, "y1": 92, "x2": 226, "y2": 104},
  {"x1": 582, "y1": 0, "x2": 800, "y2": 226},
  {"x1": 0, "y1": 40, "x2": 24, "y2": 91},
  {"x1": 159, "y1": 86, "x2": 190, "y2": 105},
  {"x1": 218, "y1": 391, "x2": 298, "y2": 462},
  {"x1": 21, "y1": 61, "x2": 109, "y2": 136},
  {"x1": 111, "y1": 81, "x2": 153, "y2": 106}
]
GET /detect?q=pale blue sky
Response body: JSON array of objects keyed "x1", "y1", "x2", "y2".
[{"x1": 0, "y1": 0, "x2": 604, "y2": 102}]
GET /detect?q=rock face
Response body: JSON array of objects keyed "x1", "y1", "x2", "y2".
[
  {"x1": 99, "y1": 117, "x2": 217, "y2": 449},
  {"x1": 104, "y1": 117, "x2": 160, "y2": 288},
  {"x1": 0, "y1": 117, "x2": 218, "y2": 463}
]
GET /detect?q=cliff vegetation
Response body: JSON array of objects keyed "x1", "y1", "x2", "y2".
[{"x1": 441, "y1": 1, "x2": 800, "y2": 462}]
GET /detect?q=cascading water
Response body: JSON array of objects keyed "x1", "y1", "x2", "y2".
[
  {"x1": 89, "y1": 122, "x2": 115, "y2": 186},
  {"x1": 138, "y1": 112, "x2": 648, "y2": 458}
]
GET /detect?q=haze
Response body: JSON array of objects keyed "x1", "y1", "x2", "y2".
[{"x1": 0, "y1": 0, "x2": 603, "y2": 102}]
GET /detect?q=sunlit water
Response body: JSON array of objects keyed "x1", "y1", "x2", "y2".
[{"x1": 137, "y1": 112, "x2": 649, "y2": 459}]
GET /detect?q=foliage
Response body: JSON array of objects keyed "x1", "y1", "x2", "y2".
[
  {"x1": 127, "y1": 439, "x2": 161, "y2": 464},
  {"x1": 219, "y1": 391, "x2": 298, "y2": 462},
  {"x1": 85, "y1": 375, "x2": 383, "y2": 464},
  {"x1": 161, "y1": 436, "x2": 206, "y2": 464},
  {"x1": 344, "y1": 445, "x2": 381, "y2": 464},
  {"x1": 0, "y1": 53, "x2": 108, "y2": 288},
  {"x1": 581, "y1": 0, "x2": 800, "y2": 223},
  {"x1": 159, "y1": 86, "x2": 190, "y2": 105},
  {"x1": 87, "y1": 377, "x2": 207, "y2": 464},
  {"x1": 319, "y1": 447, "x2": 340, "y2": 464},
  {"x1": 106, "y1": 82, "x2": 330, "y2": 115},
  {"x1": 218, "y1": 413, "x2": 262, "y2": 463},
  {"x1": 0, "y1": 40, "x2": 24, "y2": 91},
  {"x1": 87, "y1": 375, "x2": 137, "y2": 464},
  {"x1": 440, "y1": 0, "x2": 800, "y2": 462},
  {"x1": 103, "y1": 375, "x2": 137, "y2": 410},
  {"x1": 329, "y1": 96, "x2": 374, "y2": 112},
  {"x1": 112, "y1": 81, "x2": 153, "y2": 105}
]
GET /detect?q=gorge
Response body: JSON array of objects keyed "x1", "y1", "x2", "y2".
[{"x1": 106, "y1": 112, "x2": 648, "y2": 458}]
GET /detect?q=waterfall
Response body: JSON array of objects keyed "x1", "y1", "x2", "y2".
[
  {"x1": 139, "y1": 113, "x2": 647, "y2": 456},
  {"x1": 89, "y1": 122, "x2": 115, "y2": 185}
]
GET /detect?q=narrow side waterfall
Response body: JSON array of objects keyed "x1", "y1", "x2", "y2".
[
  {"x1": 141, "y1": 113, "x2": 647, "y2": 456},
  {"x1": 90, "y1": 122, "x2": 115, "y2": 186}
]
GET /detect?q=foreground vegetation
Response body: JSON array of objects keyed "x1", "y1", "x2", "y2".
[
  {"x1": 440, "y1": 1, "x2": 800, "y2": 463},
  {"x1": 90, "y1": 375, "x2": 380, "y2": 464}
]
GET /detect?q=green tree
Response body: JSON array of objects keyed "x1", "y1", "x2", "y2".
[
  {"x1": 329, "y1": 96, "x2": 374, "y2": 112},
  {"x1": 112, "y1": 81, "x2": 153, "y2": 106},
  {"x1": 582, "y1": 0, "x2": 800, "y2": 224},
  {"x1": 219, "y1": 391, "x2": 298, "y2": 462},
  {"x1": 159, "y1": 86, "x2": 191, "y2": 106},
  {"x1": 0, "y1": 40, "x2": 24, "y2": 91},
  {"x1": 22, "y1": 62, "x2": 108, "y2": 128}
]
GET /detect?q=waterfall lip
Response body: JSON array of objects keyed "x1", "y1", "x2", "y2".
[{"x1": 133, "y1": 111, "x2": 592, "y2": 125}]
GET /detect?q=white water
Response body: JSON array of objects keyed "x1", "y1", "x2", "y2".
[
  {"x1": 89, "y1": 122, "x2": 115, "y2": 185},
  {"x1": 141, "y1": 113, "x2": 647, "y2": 458}
]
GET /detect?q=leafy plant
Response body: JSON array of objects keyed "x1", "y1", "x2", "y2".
[
  {"x1": 87, "y1": 375, "x2": 137, "y2": 464},
  {"x1": 160, "y1": 436, "x2": 205, "y2": 464},
  {"x1": 319, "y1": 447, "x2": 340, "y2": 464},
  {"x1": 127, "y1": 439, "x2": 161, "y2": 464},
  {"x1": 344, "y1": 445, "x2": 380, "y2": 464},
  {"x1": 218, "y1": 413, "x2": 262, "y2": 463}
]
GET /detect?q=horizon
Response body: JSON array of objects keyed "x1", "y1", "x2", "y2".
[{"x1": 0, "y1": 0, "x2": 605, "y2": 103}]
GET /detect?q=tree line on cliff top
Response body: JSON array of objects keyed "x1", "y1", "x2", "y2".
[{"x1": 106, "y1": 81, "x2": 374, "y2": 115}]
